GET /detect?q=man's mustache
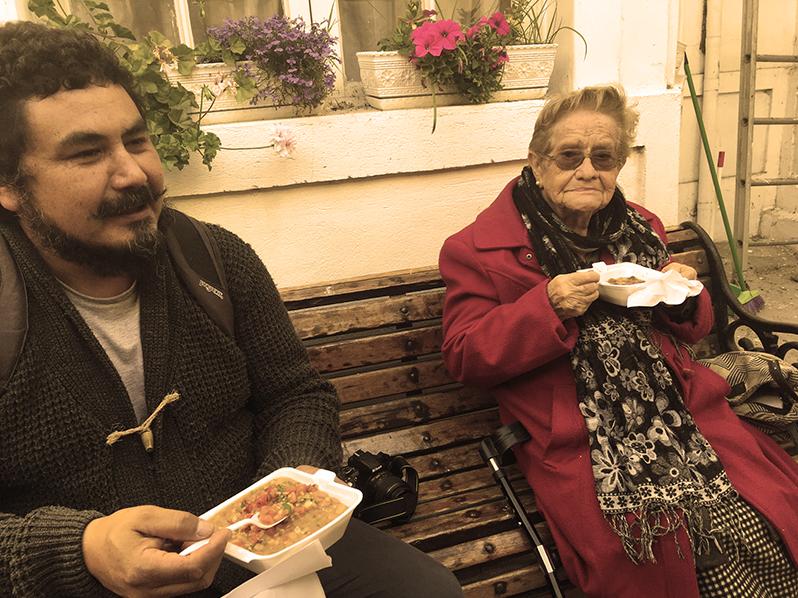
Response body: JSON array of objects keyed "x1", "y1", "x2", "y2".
[{"x1": 93, "y1": 186, "x2": 165, "y2": 219}]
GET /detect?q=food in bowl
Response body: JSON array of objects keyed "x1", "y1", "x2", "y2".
[
  {"x1": 606, "y1": 276, "x2": 645, "y2": 285},
  {"x1": 210, "y1": 478, "x2": 347, "y2": 555}
]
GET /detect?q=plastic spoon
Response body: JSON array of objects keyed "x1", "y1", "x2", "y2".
[{"x1": 179, "y1": 513, "x2": 289, "y2": 557}]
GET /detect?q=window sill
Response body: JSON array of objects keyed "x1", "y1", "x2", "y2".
[{"x1": 165, "y1": 99, "x2": 546, "y2": 198}]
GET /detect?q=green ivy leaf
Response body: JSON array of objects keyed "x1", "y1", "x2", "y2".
[
  {"x1": 228, "y1": 36, "x2": 247, "y2": 55},
  {"x1": 27, "y1": 0, "x2": 66, "y2": 24},
  {"x1": 83, "y1": 1, "x2": 111, "y2": 10},
  {"x1": 221, "y1": 49, "x2": 238, "y2": 67},
  {"x1": 147, "y1": 30, "x2": 169, "y2": 45},
  {"x1": 176, "y1": 56, "x2": 196, "y2": 76},
  {"x1": 139, "y1": 80, "x2": 159, "y2": 94},
  {"x1": 235, "y1": 84, "x2": 258, "y2": 104},
  {"x1": 93, "y1": 12, "x2": 114, "y2": 27},
  {"x1": 167, "y1": 107, "x2": 193, "y2": 127},
  {"x1": 108, "y1": 22, "x2": 136, "y2": 40}
]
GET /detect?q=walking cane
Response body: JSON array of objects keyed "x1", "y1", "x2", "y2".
[{"x1": 479, "y1": 422, "x2": 564, "y2": 598}]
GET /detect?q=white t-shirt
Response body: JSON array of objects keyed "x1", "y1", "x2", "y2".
[{"x1": 60, "y1": 281, "x2": 147, "y2": 422}]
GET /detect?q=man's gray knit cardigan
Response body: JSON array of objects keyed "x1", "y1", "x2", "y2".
[{"x1": 0, "y1": 210, "x2": 342, "y2": 597}]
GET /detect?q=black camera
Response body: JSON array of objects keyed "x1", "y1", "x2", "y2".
[{"x1": 340, "y1": 450, "x2": 419, "y2": 525}]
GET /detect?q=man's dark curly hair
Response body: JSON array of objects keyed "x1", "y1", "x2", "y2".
[{"x1": 0, "y1": 21, "x2": 143, "y2": 188}]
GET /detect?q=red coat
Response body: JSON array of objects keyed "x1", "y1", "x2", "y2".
[{"x1": 439, "y1": 178, "x2": 798, "y2": 597}]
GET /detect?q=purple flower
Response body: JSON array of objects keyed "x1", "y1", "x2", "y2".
[{"x1": 207, "y1": 15, "x2": 338, "y2": 110}]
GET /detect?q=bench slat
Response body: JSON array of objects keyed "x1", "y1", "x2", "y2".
[
  {"x1": 414, "y1": 478, "x2": 532, "y2": 520},
  {"x1": 307, "y1": 326, "x2": 442, "y2": 373},
  {"x1": 342, "y1": 409, "x2": 501, "y2": 456},
  {"x1": 665, "y1": 227, "x2": 700, "y2": 245},
  {"x1": 407, "y1": 443, "x2": 494, "y2": 479},
  {"x1": 290, "y1": 290, "x2": 444, "y2": 339},
  {"x1": 413, "y1": 483, "x2": 508, "y2": 520},
  {"x1": 428, "y1": 528, "x2": 531, "y2": 572},
  {"x1": 461, "y1": 565, "x2": 548, "y2": 598},
  {"x1": 331, "y1": 358, "x2": 452, "y2": 404},
  {"x1": 340, "y1": 386, "x2": 494, "y2": 437},
  {"x1": 671, "y1": 248, "x2": 711, "y2": 276},
  {"x1": 280, "y1": 266, "x2": 441, "y2": 303},
  {"x1": 389, "y1": 492, "x2": 537, "y2": 547},
  {"x1": 415, "y1": 467, "x2": 525, "y2": 506}
]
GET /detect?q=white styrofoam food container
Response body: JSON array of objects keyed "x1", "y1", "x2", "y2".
[
  {"x1": 596, "y1": 262, "x2": 660, "y2": 306},
  {"x1": 199, "y1": 467, "x2": 362, "y2": 573}
]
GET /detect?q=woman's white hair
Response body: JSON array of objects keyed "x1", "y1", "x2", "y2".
[{"x1": 528, "y1": 84, "x2": 639, "y2": 162}]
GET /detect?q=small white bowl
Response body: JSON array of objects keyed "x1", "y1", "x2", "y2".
[
  {"x1": 596, "y1": 262, "x2": 660, "y2": 306},
  {"x1": 199, "y1": 467, "x2": 362, "y2": 573}
]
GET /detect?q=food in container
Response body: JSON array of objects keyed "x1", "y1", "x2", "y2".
[
  {"x1": 198, "y1": 467, "x2": 362, "y2": 573},
  {"x1": 606, "y1": 276, "x2": 645, "y2": 286},
  {"x1": 209, "y1": 478, "x2": 347, "y2": 555},
  {"x1": 592, "y1": 261, "x2": 703, "y2": 307},
  {"x1": 594, "y1": 262, "x2": 659, "y2": 306}
]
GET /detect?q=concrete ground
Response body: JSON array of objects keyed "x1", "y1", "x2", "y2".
[
  {"x1": 734, "y1": 243, "x2": 798, "y2": 323},
  {"x1": 715, "y1": 240, "x2": 798, "y2": 354}
]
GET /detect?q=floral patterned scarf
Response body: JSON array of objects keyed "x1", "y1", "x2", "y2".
[{"x1": 513, "y1": 166, "x2": 737, "y2": 563}]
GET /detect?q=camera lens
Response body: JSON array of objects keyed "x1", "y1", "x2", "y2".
[{"x1": 371, "y1": 471, "x2": 411, "y2": 502}]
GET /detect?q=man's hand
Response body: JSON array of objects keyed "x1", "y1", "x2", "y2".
[
  {"x1": 547, "y1": 270, "x2": 600, "y2": 320},
  {"x1": 662, "y1": 262, "x2": 698, "y2": 280},
  {"x1": 82, "y1": 505, "x2": 230, "y2": 598}
]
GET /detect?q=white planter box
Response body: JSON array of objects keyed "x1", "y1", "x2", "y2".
[
  {"x1": 166, "y1": 62, "x2": 298, "y2": 124},
  {"x1": 356, "y1": 44, "x2": 557, "y2": 110},
  {"x1": 500, "y1": 44, "x2": 558, "y2": 100}
]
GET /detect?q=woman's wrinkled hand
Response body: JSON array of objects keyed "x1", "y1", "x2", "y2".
[
  {"x1": 547, "y1": 270, "x2": 600, "y2": 320},
  {"x1": 662, "y1": 262, "x2": 697, "y2": 280}
]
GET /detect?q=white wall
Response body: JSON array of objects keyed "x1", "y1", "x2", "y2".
[{"x1": 678, "y1": 0, "x2": 798, "y2": 241}]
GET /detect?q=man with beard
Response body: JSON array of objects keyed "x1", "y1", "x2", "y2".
[{"x1": 0, "y1": 21, "x2": 463, "y2": 598}]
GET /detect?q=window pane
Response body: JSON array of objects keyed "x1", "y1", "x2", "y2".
[
  {"x1": 435, "y1": 0, "x2": 500, "y2": 23},
  {"x1": 64, "y1": 1, "x2": 180, "y2": 42},
  {"x1": 189, "y1": 0, "x2": 284, "y2": 44},
  {"x1": 338, "y1": 0, "x2": 406, "y2": 81}
]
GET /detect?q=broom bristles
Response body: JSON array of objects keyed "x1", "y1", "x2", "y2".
[{"x1": 737, "y1": 289, "x2": 765, "y2": 315}]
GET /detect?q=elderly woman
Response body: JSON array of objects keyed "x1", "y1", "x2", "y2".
[{"x1": 439, "y1": 85, "x2": 798, "y2": 597}]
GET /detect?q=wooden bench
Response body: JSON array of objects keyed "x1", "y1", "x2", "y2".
[{"x1": 280, "y1": 222, "x2": 798, "y2": 598}]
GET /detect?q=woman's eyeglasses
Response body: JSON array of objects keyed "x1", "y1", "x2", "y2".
[{"x1": 542, "y1": 149, "x2": 621, "y2": 171}]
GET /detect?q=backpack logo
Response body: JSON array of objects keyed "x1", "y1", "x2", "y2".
[{"x1": 198, "y1": 279, "x2": 224, "y2": 300}]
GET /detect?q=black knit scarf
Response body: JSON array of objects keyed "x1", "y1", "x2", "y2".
[{"x1": 513, "y1": 166, "x2": 737, "y2": 562}]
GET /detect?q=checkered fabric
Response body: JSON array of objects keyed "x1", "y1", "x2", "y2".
[{"x1": 697, "y1": 497, "x2": 798, "y2": 597}]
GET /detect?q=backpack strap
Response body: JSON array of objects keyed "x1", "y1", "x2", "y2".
[
  {"x1": 165, "y1": 211, "x2": 235, "y2": 339},
  {"x1": 0, "y1": 213, "x2": 234, "y2": 393},
  {"x1": 0, "y1": 231, "x2": 27, "y2": 392}
]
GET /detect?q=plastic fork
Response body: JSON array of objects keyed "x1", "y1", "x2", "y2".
[{"x1": 179, "y1": 513, "x2": 289, "y2": 557}]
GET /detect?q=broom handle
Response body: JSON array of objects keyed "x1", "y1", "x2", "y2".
[{"x1": 683, "y1": 53, "x2": 748, "y2": 291}]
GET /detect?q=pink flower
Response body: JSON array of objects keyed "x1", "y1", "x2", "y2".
[
  {"x1": 270, "y1": 125, "x2": 296, "y2": 158},
  {"x1": 488, "y1": 11, "x2": 511, "y2": 36},
  {"x1": 492, "y1": 49, "x2": 509, "y2": 69},
  {"x1": 466, "y1": 17, "x2": 489, "y2": 38},
  {"x1": 411, "y1": 22, "x2": 444, "y2": 57},
  {"x1": 435, "y1": 19, "x2": 464, "y2": 50}
]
